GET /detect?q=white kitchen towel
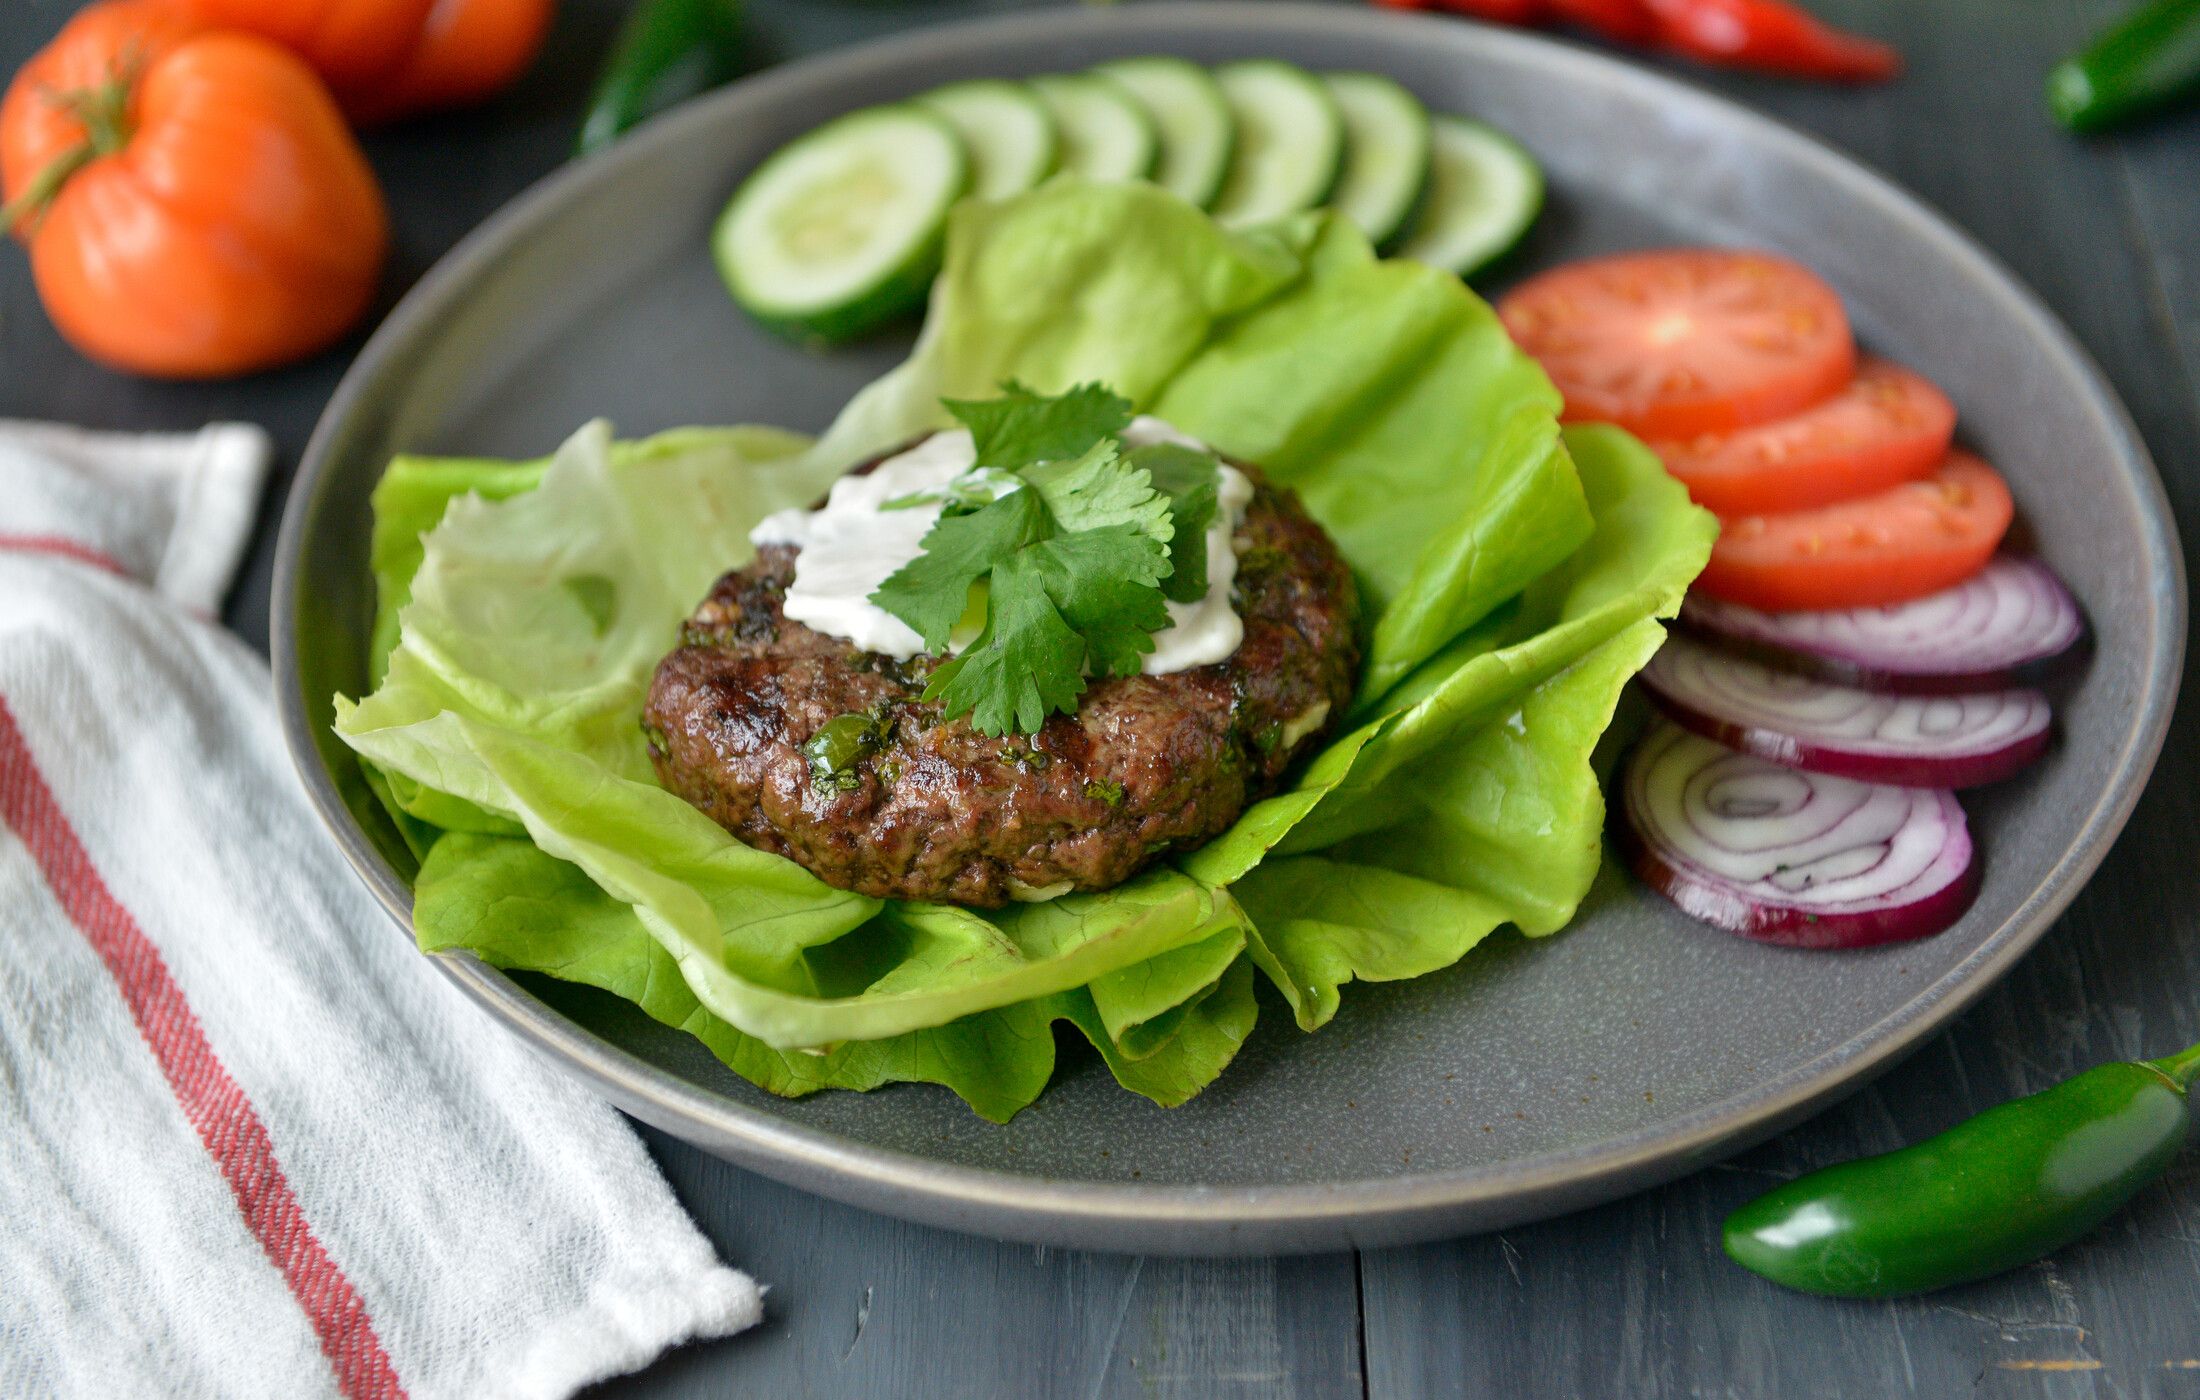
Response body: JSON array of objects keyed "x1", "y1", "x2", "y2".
[{"x1": 0, "y1": 422, "x2": 762, "y2": 1400}]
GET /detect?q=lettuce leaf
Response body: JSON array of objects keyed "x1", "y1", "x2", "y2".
[
  {"x1": 1154, "y1": 220, "x2": 1588, "y2": 702},
  {"x1": 335, "y1": 181, "x2": 1712, "y2": 1121},
  {"x1": 414, "y1": 833, "x2": 1257, "y2": 1123},
  {"x1": 1186, "y1": 426, "x2": 1714, "y2": 1027},
  {"x1": 368, "y1": 426, "x2": 813, "y2": 685}
]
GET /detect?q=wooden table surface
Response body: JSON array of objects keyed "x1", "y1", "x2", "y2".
[{"x1": 7, "y1": 0, "x2": 2200, "y2": 1394}]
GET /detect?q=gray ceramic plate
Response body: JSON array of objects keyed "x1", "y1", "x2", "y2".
[{"x1": 274, "y1": 2, "x2": 2182, "y2": 1255}]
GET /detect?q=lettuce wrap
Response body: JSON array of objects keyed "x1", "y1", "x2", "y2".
[{"x1": 334, "y1": 182, "x2": 1714, "y2": 1122}]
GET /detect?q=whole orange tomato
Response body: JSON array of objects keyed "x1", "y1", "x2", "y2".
[
  {"x1": 0, "y1": 1, "x2": 389, "y2": 379},
  {"x1": 164, "y1": 0, "x2": 556, "y2": 122}
]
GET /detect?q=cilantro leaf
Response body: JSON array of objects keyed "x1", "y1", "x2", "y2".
[
  {"x1": 1124, "y1": 444, "x2": 1220, "y2": 603},
  {"x1": 1024, "y1": 440, "x2": 1174, "y2": 546},
  {"x1": 1027, "y1": 526, "x2": 1172, "y2": 678},
  {"x1": 874, "y1": 384, "x2": 1212, "y2": 735},
  {"x1": 923, "y1": 552, "x2": 1087, "y2": 735},
  {"x1": 945, "y1": 381, "x2": 1132, "y2": 470},
  {"x1": 880, "y1": 467, "x2": 1023, "y2": 516},
  {"x1": 871, "y1": 488, "x2": 1047, "y2": 651}
]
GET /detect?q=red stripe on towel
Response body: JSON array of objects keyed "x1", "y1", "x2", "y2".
[
  {"x1": 0, "y1": 533, "x2": 133, "y2": 579},
  {"x1": 0, "y1": 696, "x2": 407, "y2": 1400}
]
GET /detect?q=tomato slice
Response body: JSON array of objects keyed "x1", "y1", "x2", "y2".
[
  {"x1": 1499, "y1": 249, "x2": 1856, "y2": 439},
  {"x1": 1651, "y1": 358, "x2": 1956, "y2": 515},
  {"x1": 1696, "y1": 451, "x2": 2014, "y2": 612}
]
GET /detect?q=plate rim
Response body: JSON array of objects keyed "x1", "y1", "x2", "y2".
[{"x1": 272, "y1": 1, "x2": 2186, "y2": 1254}]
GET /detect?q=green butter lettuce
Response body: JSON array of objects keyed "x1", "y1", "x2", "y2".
[
  {"x1": 334, "y1": 180, "x2": 1713, "y2": 1122},
  {"x1": 414, "y1": 832, "x2": 1257, "y2": 1123},
  {"x1": 367, "y1": 426, "x2": 814, "y2": 686},
  {"x1": 1222, "y1": 427, "x2": 1711, "y2": 1029}
]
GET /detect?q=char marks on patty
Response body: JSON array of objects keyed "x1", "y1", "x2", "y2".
[{"x1": 644, "y1": 462, "x2": 1359, "y2": 906}]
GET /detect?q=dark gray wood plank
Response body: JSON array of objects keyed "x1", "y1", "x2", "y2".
[
  {"x1": 594, "y1": 1137, "x2": 1365, "y2": 1399},
  {"x1": 2090, "y1": 9, "x2": 2200, "y2": 437},
  {"x1": 1362, "y1": 0, "x2": 2200, "y2": 1396}
]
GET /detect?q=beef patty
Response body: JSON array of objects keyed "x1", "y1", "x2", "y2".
[{"x1": 643, "y1": 461, "x2": 1359, "y2": 907}]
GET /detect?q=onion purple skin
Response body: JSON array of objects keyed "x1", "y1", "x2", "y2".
[
  {"x1": 1645, "y1": 690, "x2": 2054, "y2": 789},
  {"x1": 1678, "y1": 557, "x2": 2089, "y2": 696},
  {"x1": 1612, "y1": 803, "x2": 1984, "y2": 950},
  {"x1": 1615, "y1": 724, "x2": 1984, "y2": 950},
  {"x1": 1670, "y1": 623, "x2": 2089, "y2": 697}
]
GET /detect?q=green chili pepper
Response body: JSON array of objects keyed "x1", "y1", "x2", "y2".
[
  {"x1": 2047, "y1": 0, "x2": 2200, "y2": 134},
  {"x1": 802, "y1": 711, "x2": 888, "y2": 791},
  {"x1": 1723, "y1": 1041, "x2": 2200, "y2": 1297},
  {"x1": 577, "y1": 0, "x2": 746, "y2": 158}
]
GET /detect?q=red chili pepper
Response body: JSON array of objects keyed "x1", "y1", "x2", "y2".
[
  {"x1": 1642, "y1": 0, "x2": 1901, "y2": 82},
  {"x1": 1548, "y1": 0, "x2": 1658, "y2": 44}
]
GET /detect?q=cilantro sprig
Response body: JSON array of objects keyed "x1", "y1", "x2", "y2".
[{"x1": 867, "y1": 383, "x2": 1225, "y2": 736}]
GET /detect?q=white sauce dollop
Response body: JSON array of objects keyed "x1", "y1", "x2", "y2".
[{"x1": 749, "y1": 417, "x2": 1251, "y2": 673}]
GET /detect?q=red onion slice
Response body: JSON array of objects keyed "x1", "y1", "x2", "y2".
[
  {"x1": 1618, "y1": 723, "x2": 1978, "y2": 948},
  {"x1": 1640, "y1": 633, "x2": 2051, "y2": 788},
  {"x1": 1679, "y1": 556, "x2": 2085, "y2": 694}
]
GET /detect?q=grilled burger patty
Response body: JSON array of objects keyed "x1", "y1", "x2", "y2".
[{"x1": 643, "y1": 461, "x2": 1359, "y2": 907}]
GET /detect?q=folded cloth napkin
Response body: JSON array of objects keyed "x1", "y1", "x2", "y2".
[{"x1": 0, "y1": 422, "x2": 762, "y2": 1400}]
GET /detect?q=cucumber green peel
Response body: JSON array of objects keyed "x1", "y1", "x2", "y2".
[
  {"x1": 1392, "y1": 116, "x2": 1545, "y2": 279},
  {"x1": 711, "y1": 60, "x2": 1547, "y2": 342},
  {"x1": 1207, "y1": 60, "x2": 1345, "y2": 229},
  {"x1": 1029, "y1": 73, "x2": 1159, "y2": 183},
  {"x1": 1093, "y1": 57, "x2": 1236, "y2": 209},
  {"x1": 918, "y1": 80, "x2": 1060, "y2": 200},
  {"x1": 713, "y1": 104, "x2": 969, "y2": 344},
  {"x1": 1324, "y1": 72, "x2": 1433, "y2": 251}
]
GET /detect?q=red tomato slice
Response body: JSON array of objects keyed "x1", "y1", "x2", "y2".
[
  {"x1": 1499, "y1": 249, "x2": 1856, "y2": 439},
  {"x1": 1696, "y1": 450, "x2": 2014, "y2": 612},
  {"x1": 1650, "y1": 358, "x2": 1957, "y2": 515}
]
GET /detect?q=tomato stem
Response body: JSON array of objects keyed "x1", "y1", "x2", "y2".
[
  {"x1": 62, "y1": 50, "x2": 141, "y2": 157},
  {"x1": 1, "y1": 55, "x2": 138, "y2": 236},
  {"x1": 2148, "y1": 1040, "x2": 2200, "y2": 1091},
  {"x1": 0, "y1": 144, "x2": 93, "y2": 236}
]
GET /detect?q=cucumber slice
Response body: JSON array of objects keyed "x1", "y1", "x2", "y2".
[
  {"x1": 1092, "y1": 56, "x2": 1235, "y2": 208},
  {"x1": 714, "y1": 105, "x2": 969, "y2": 344},
  {"x1": 1207, "y1": 60, "x2": 1344, "y2": 230},
  {"x1": 1392, "y1": 116, "x2": 1545, "y2": 279},
  {"x1": 1028, "y1": 73, "x2": 1158, "y2": 182},
  {"x1": 1323, "y1": 72, "x2": 1433, "y2": 251},
  {"x1": 917, "y1": 79, "x2": 1059, "y2": 201}
]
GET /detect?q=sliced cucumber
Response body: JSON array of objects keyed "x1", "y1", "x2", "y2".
[
  {"x1": 1207, "y1": 60, "x2": 1344, "y2": 230},
  {"x1": 714, "y1": 104, "x2": 969, "y2": 344},
  {"x1": 1092, "y1": 56, "x2": 1235, "y2": 209},
  {"x1": 917, "y1": 79, "x2": 1059, "y2": 201},
  {"x1": 1392, "y1": 116, "x2": 1545, "y2": 279},
  {"x1": 1323, "y1": 72, "x2": 1433, "y2": 251},
  {"x1": 1028, "y1": 73, "x2": 1158, "y2": 182}
]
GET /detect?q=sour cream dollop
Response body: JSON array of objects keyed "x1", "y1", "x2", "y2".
[{"x1": 748, "y1": 417, "x2": 1252, "y2": 673}]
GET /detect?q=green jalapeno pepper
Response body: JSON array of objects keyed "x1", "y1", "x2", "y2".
[
  {"x1": 1724, "y1": 1041, "x2": 2200, "y2": 1297},
  {"x1": 577, "y1": 0, "x2": 746, "y2": 157},
  {"x1": 2048, "y1": 0, "x2": 2200, "y2": 134}
]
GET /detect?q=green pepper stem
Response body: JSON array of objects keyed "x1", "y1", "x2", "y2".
[{"x1": 2147, "y1": 1040, "x2": 2200, "y2": 1090}]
